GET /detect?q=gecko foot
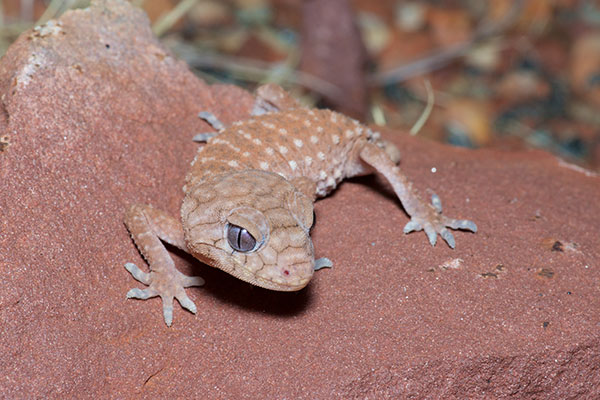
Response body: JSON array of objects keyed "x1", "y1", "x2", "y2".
[
  {"x1": 404, "y1": 194, "x2": 477, "y2": 249},
  {"x1": 124, "y1": 262, "x2": 205, "y2": 326},
  {"x1": 194, "y1": 111, "x2": 225, "y2": 142}
]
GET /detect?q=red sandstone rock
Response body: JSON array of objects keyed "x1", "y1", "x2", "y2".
[{"x1": 0, "y1": 1, "x2": 599, "y2": 398}]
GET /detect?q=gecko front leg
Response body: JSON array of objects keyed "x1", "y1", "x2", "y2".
[
  {"x1": 124, "y1": 204, "x2": 204, "y2": 326},
  {"x1": 359, "y1": 143, "x2": 477, "y2": 248}
]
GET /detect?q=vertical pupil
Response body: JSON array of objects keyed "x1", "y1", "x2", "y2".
[
  {"x1": 236, "y1": 228, "x2": 242, "y2": 249},
  {"x1": 227, "y1": 224, "x2": 256, "y2": 252}
]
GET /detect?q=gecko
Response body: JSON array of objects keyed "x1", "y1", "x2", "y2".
[{"x1": 123, "y1": 84, "x2": 477, "y2": 326}]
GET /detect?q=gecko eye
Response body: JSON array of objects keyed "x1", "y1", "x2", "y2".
[
  {"x1": 225, "y1": 206, "x2": 268, "y2": 253},
  {"x1": 226, "y1": 223, "x2": 257, "y2": 252}
]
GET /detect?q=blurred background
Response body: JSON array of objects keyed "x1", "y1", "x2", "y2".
[{"x1": 2, "y1": 0, "x2": 599, "y2": 170}]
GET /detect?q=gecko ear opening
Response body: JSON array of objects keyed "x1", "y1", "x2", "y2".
[
  {"x1": 225, "y1": 207, "x2": 270, "y2": 253},
  {"x1": 286, "y1": 190, "x2": 314, "y2": 232}
]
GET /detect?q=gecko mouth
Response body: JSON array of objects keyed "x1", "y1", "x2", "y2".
[
  {"x1": 225, "y1": 257, "x2": 313, "y2": 292},
  {"x1": 257, "y1": 275, "x2": 311, "y2": 291},
  {"x1": 190, "y1": 244, "x2": 314, "y2": 291},
  {"x1": 240, "y1": 266, "x2": 312, "y2": 291}
]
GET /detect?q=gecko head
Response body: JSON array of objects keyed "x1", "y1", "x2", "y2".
[{"x1": 181, "y1": 170, "x2": 316, "y2": 291}]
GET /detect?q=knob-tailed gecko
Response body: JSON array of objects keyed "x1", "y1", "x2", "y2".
[{"x1": 124, "y1": 84, "x2": 477, "y2": 326}]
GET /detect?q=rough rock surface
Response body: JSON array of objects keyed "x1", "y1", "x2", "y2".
[{"x1": 1, "y1": 1, "x2": 599, "y2": 398}]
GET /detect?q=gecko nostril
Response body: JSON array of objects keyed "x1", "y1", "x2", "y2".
[{"x1": 226, "y1": 223, "x2": 257, "y2": 252}]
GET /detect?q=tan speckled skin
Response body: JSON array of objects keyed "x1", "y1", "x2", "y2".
[
  {"x1": 124, "y1": 84, "x2": 476, "y2": 326},
  {"x1": 186, "y1": 108, "x2": 375, "y2": 198}
]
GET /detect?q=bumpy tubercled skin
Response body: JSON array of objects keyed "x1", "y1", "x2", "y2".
[{"x1": 124, "y1": 84, "x2": 477, "y2": 326}]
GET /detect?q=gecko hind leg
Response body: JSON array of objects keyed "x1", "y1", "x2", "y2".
[
  {"x1": 193, "y1": 111, "x2": 225, "y2": 142},
  {"x1": 124, "y1": 204, "x2": 205, "y2": 326},
  {"x1": 359, "y1": 143, "x2": 477, "y2": 249}
]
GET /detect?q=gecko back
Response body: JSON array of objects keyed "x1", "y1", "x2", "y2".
[{"x1": 186, "y1": 108, "x2": 392, "y2": 198}]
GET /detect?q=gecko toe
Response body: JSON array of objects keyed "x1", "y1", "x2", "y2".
[
  {"x1": 198, "y1": 111, "x2": 225, "y2": 131},
  {"x1": 461, "y1": 220, "x2": 477, "y2": 232},
  {"x1": 124, "y1": 263, "x2": 151, "y2": 284},
  {"x1": 175, "y1": 291, "x2": 197, "y2": 314},
  {"x1": 440, "y1": 228, "x2": 456, "y2": 249},
  {"x1": 192, "y1": 132, "x2": 217, "y2": 143},
  {"x1": 162, "y1": 296, "x2": 174, "y2": 327},
  {"x1": 403, "y1": 220, "x2": 423, "y2": 233},
  {"x1": 424, "y1": 224, "x2": 438, "y2": 246},
  {"x1": 431, "y1": 193, "x2": 442, "y2": 213},
  {"x1": 446, "y1": 218, "x2": 478, "y2": 232},
  {"x1": 182, "y1": 275, "x2": 205, "y2": 287},
  {"x1": 126, "y1": 287, "x2": 158, "y2": 300}
]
